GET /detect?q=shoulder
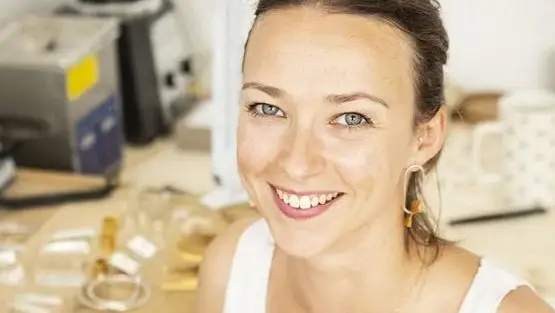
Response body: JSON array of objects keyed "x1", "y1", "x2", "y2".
[
  {"x1": 421, "y1": 245, "x2": 482, "y2": 309},
  {"x1": 497, "y1": 286, "x2": 555, "y2": 313},
  {"x1": 194, "y1": 217, "x2": 260, "y2": 313},
  {"x1": 423, "y1": 247, "x2": 554, "y2": 313},
  {"x1": 439, "y1": 247, "x2": 555, "y2": 313}
]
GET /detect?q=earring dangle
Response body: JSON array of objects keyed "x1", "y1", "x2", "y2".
[{"x1": 402, "y1": 164, "x2": 425, "y2": 228}]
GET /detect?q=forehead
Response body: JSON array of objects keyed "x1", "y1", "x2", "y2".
[{"x1": 243, "y1": 7, "x2": 416, "y2": 106}]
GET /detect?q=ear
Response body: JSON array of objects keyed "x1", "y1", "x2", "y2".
[{"x1": 411, "y1": 106, "x2": 448, "y2": 166}]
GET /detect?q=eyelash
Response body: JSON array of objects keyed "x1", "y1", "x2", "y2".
[
  {"x1": 331, "y1": 112, "x2": 375, "y2": 130},
  {"x1": 244, "y1": 102, "x2": 375, "y2": 129},
  {"x1": 244, "y1": 102, "x2": 284, "y2": 119}
]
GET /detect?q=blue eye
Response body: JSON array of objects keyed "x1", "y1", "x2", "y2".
[
  {"x1": 247, "y1": 103, "x2": 286, "y2": 117},
  {"x1": 334, "y1": 113, "x2": 368, "y2": 126}
]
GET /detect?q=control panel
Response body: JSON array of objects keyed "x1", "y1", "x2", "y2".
[{"x1": 150, "y1": 10, "x2": 193, "y2": 127}]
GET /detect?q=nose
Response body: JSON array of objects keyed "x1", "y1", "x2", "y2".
[{"x1": 276, "y1": 127, "x2": 326, "y2": 181}]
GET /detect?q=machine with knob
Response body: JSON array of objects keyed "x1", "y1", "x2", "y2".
[{"x1": 58, "y1": 0, "x2": 194, "y2": 144}]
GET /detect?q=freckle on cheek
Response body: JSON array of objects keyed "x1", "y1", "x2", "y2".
[{"x1": 238, "y1": 140, "x2": 269, "y2": 174}]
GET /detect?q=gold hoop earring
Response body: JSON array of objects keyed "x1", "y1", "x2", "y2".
[{"x1": 402, "y1": 164, "x2": 425, "y2": 228}]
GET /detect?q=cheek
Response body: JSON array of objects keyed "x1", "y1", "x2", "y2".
[
  {"x1": 237, "y1": 116, "x2": 282, "y2": 175},
  {"x1": 325, "y1": 134, "x2": 398, "y2": 195},
  {"x1": 324, "y1": 137, "x2": 391, "y2": 192}
]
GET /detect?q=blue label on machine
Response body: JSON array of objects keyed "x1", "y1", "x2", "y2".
[{"x1": 75, "y1": 95, "x2": 123, "y2": 175}]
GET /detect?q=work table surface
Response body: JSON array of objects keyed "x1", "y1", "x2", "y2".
[{"x1": 0, "y1": 140, "x2": 203, "y2": 312}]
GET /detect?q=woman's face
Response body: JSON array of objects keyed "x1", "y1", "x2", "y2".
[{"x1": 237, "y1": 7, "x2": 435, "y2": 257}]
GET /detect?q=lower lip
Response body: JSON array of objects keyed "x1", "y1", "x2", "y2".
[{"x1": 271, "y1": 188, "x2": 341, "y2": 220}]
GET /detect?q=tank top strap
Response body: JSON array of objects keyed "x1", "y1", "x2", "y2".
[
  {"x1": 458, "y1": 258, "x2": 531, "y2": 313},
  {"x1": 223, "y1": 219, "x2": 275, "y2": 313}
]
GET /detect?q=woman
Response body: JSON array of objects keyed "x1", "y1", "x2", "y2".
[{"x1": 196, "y1": 0, "x2": 554, "y2": 312}]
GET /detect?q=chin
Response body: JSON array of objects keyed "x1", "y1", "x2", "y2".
[
  {"x1": 260, "y1": 202, "x2": 345, "y2": 259},
  {"x1": 266, "y1": 219, "x2": 335, "y2": 259}
]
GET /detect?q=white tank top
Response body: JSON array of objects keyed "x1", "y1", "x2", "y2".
[{"x1": 223, "y1": 219, "x2": 529, "y2": 313}]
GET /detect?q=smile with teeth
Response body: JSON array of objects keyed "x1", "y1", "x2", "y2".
[{"x1": 275, "y1": 189, "x2": 341, "y2": 210}]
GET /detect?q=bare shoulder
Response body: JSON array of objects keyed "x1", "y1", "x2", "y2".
[
  {"x1": 430, "y1": 245, "x2": 554, "y2": 313},
  {"x1": 421, "y1": 245, "x2": 482, "y2": 308},
  {"x1": 194, "y1": 217, "x2": 261, "y2": 313},
  {"x1": 497, "y1": 286, "x2": 555, "y2": 313}
]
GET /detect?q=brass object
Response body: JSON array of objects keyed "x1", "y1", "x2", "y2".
[
  {"x1": 90, "y1": 258, "x2": 109, "y2": 279},
  {"x1": 98, "y1": 215, "x2": 119, "y2": 257},
  {"x1": 178, "y1": 251, "x2": 204, "y2": 265},
  {"x1": 169, "y1": 261, "x2": 199, "y2": 272},
  {"x1": 162, "y1": 269, "x2": 199, "y2": 292},
  {"x1": 173, "y1": 233, "x2": 214, "y2": 267},
  {"x1": 99, "y1": 233, "x2": 116, "y2": 256},
  {"x1": 101, "y1": 216, "x2": 119, "y2": 235},
  {"x1": 404, "y1": 200, "x2": 424, "y2": 229},
  {"x1": 177, "y1": 233, "x2": 212, "y2": 255}
]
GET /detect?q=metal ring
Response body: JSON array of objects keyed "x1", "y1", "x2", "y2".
[
  {"x1": 86, "y1": 275, "x2": 141, "y2": 305},
  {"x1": 78, "y1": 275, "x2": 150, "y2": 312}
]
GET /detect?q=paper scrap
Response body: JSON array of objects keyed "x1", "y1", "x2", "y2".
[
  {"x1": 0, "y1": 249, "x2": 17, "y2": 267},
  {"x1": 51, "y1": 228, "x2": 95, "y2": 241},
  {"x1": 127, "y1": 236, "x2": 158, "y2": 259},
  {"x1": 41, "y1": 240, "x2": 90, "y2": 255},
  {"x1": 109, "y1": 252, "x2": 140, "y2": 276}
]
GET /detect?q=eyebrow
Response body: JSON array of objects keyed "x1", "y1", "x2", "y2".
[
  {"x1": 242, "y1": 82, "x2": 283, "y2": 98},
  {"x1": 326, "y1": 93, "x2": 388, "y2": 108},
  {"x1": 242, "y1": 82, "x2": 389, "y2": 108}
]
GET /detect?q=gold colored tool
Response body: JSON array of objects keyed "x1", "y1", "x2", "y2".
[
  {"x1": 101, "y1": 216, "x2": 119, "y2": 235},
  {"x1": 175, "y1": 233, "x2": 213, "y2": 265},
  {"x1": 178, "y1": 251, "x2": 204, "y2": 265},
  {"x1": 90, "y1": 258, "x2": 109, "y2": 279},
  {"x1": 161, "y1": 270, "x2": 199, "y2": 292},
  {"x1": 99, "y1": 233, "x2": 116, "y2": 257},
  {"x1": 98, "y1": 215, "x2": 119, "y2": 257},
  {"x1": 177, "y1": 233, "x2": 212, "y2": 255}
]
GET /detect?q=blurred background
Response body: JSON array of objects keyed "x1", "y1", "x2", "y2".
[{"x1": 0, "y1": 0, "x2": 553, "y2": 312}]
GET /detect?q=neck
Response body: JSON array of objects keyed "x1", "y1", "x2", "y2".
[{"x1": 283, "y1": 210, "x2": 425, "y2": 313}]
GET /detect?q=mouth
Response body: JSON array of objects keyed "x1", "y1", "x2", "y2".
[{"x1": 269, "y1": 184, "x2": 344, "y2": 220}]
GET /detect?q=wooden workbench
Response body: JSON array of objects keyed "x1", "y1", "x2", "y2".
[{"x1": 0, "y1": 140, "x2": 205, "y2": 312}]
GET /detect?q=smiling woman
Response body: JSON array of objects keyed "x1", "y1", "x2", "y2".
[
  {"x1": 238, "y1": 1, "x2": 444, "y2": 258},
  {"x1": 195, "y1": 1, "x2": 555, "y2": 313}
]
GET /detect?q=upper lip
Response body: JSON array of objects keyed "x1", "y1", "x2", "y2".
[{"x1": 269, "y1": 183, "x2": 342, "y2": 196}]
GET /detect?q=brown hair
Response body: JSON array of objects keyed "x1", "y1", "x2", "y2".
[{"x1": 245, "y1": 0, "x2": 451, "y2": 261}]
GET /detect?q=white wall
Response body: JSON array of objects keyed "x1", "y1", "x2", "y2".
[
  {"x1": 202, "y1": 0, "x2": 555, "y2": 94},
  {"x1": 183, "y1": 0, "x2": 555, "y2": 94},
  {"x1": 441, "y1": 0, "x2": 555, "y2": 93}
]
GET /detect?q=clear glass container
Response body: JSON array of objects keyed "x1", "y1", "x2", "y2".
[
  {"x1": 32, "y1": 240, "x2": 92, "y2": 288},
  {"x1": 125, "y1": 188, "x2": 171, "y2": 248}
]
